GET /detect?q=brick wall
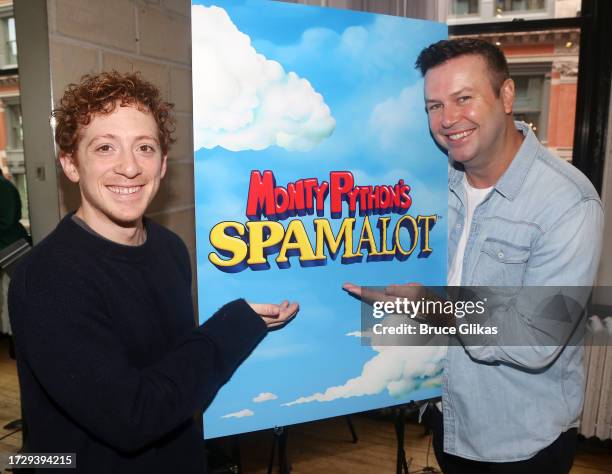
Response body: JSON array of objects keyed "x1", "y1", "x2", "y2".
[{"x1": 47, "y1": 0, "x2": 197, "y2": 294}]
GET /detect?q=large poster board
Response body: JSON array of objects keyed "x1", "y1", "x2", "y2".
[{"x1": 192, "y1": 0, "x2": 448, "y2": 439}]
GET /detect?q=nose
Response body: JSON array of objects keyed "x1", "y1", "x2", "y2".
[
  {"x1": 114, "y1": 149, "x2": 142, "y2": 178},
  {"x1": 440, "y1": 103, "x2": 459, "y2": 129}
]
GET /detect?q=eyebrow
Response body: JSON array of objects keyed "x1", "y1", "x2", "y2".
[
  {"x1": 425, "y1": 87, "x2": 475, "y2": 103},
  {"x1": 87, "y1": 134, "x2": 160, "y2": 147},
  {"x1": 87, "y1": 134, "x2": 117, "y2": 147},
  {"x1": 134, "y1": 135, "x2": 160, "y2": 143}
]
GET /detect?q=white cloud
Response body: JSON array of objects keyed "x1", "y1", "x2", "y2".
[
  {"x1": 347, "y1": 329, "x2": 374, "y2": 338},
  {"x1": 283, "y1": 346, "x2": 445, "y2": 406},
  {"x1": 191, "y1": 5, "x2": 335, "y2": 152},
  {"x1": 274, "y1": 15, "x2": 425, "y2": 73},
  {"x1": 253, "y1": 392, "x2": 278, "y2": 403},
  {"x1": 369, "y1": 83, "x2": 427, "y2": 151},
  {"x1": 350, "y1": 168, "x2": 415, "y2": 188},
  {"x1": 221, "y1": 408, "x2": 254, "y2": 419},
  {"x1": 350, "y1": 168, "x2": 447, "y2": 216},
  {"x1": 339, "y1": 16, "x2": 428, "y2": 72},
  {"x1": 349, "y1": 167, "x2": 440, "y2": 211}
]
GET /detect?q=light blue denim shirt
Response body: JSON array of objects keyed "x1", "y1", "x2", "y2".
[{"x1": 444, "y1": 121, "x2": 604, "y2": 462}]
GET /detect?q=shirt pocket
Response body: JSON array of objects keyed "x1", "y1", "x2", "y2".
[{"x1": 474, "y1": 238, "x2": 531, "y2": 286}]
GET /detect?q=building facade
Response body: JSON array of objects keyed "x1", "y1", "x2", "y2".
[{"x1": 448, "y1": 0, "x2": 582, "y2": 161}]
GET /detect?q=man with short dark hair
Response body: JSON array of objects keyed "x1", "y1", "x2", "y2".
[
  {"x1": 417, "y1": 38, "x2": 602, "y2": 473},
  {"x1": 9, "y1": 71, "x2": 298, "y2": 473},
  {"x1": 344, "y1": 38, "x2": 603, "y2": 472}
]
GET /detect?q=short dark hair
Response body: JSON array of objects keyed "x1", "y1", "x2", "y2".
[
  {"x1": 52, "y1": 71, "x2": 175, "y2": 157},
  {"x1": 415, "y1": 38, "x2": 510, "y2": 95}
]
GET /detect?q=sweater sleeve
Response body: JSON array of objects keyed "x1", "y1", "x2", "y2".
[{"x1": 9, "y1": 268, "x2": 267, "y2": 452}]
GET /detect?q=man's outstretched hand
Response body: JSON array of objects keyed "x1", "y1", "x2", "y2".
[
  {"x1": 342, "y1": 282, "x2": 454, "y2": 327},
  {"x1": 342, "y1": 282, "x2": 424, "y2": 306},
  {"x1": 248, "y1": 301, "x2": 300, "y2": 329}
]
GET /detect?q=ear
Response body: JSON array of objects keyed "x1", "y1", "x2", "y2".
[
  {"x1": 160, "y1": 154, "x2": 168, "y2": 179},
  {"x1": 59, "y1": 153, "x2": 80, "y2": 183},
  {"x1": 500, "y1": 78, "x2": 515, "y2": 115}
]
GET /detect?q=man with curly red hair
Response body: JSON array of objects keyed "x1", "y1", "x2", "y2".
[{"x1": 9, "y1": 71, "x2": 298, "y2": 473}]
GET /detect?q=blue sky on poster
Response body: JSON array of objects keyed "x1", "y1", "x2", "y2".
[{"x1": 191, "y1": 0, "x2": 448, "y2": 438}]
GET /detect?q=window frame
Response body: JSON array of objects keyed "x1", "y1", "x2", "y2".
[
  {"x1": 448, "y1": 0, "x2": 555, "y2": 25},
  {"x1": 0, "y1": 5, "x2": 17, "y2": 69},
  {"x1": 508, "y1": 62, "x2": 552, "y2": 144}
]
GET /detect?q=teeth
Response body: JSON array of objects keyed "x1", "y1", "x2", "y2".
[
  {"x1": 449, "y1": 130, "x2": 473, "y2": 140},
  {"x1": 108, "y1": 186, "x2": 142, "y2": 195}
]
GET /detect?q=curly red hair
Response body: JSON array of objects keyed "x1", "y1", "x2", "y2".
[{"x1": 52, "y1": 71, "x2": 175, "y2": 156}]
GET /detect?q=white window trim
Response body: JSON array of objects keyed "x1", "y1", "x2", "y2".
[
  {"x1": 509, "y1": 62, "x2": 552, "y2": 144},
  {"x1": 0, "y1": 8, "x2": 17, "y2": 69},
  {"x1": 447, "y1": 0, "x2": 554, "y2": 25}
]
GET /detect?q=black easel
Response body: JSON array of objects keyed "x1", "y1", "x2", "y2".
[
  {"x1": 265, "y1": 416, "x2": 358, "y2": 473},
  {"x1": 267, "y1": 426, "x2": 290, "y2": 474},
  {"x1": 394, "y1": 404, "x2": 414, "y2": 474},
  {"x1": 231, "y1": 435, "x2": 243, "y2": 474},
  {"x1": 345, "y1": 415, "x2": 358, "y2": 443}
]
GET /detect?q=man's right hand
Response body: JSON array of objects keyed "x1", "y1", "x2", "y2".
[
  {"x1": 247, "y1": 301, "x2": 299, "y2": 329},
  {"x1": 342, "y1": 282, "x2": 425, "y2": 306}
]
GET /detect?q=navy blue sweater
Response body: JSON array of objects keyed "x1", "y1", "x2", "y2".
[{"x1": 8, "y1": 215, "x2": 267, "y2": 473}]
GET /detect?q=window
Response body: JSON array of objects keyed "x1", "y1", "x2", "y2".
[
  {"x1": 510, "y1": 70, "x2": 550, "y2": 142},
  {"x1": 6, "y1": 17, "x2": 16, "y2": 64},
  {"x1": 2, "y1": 98, "x2": 27, "y2": 221},
  {"x1": 450, "y1": 0, "x2": 479, "y2": 16},
  {"x1": 3, "y1": 99, "x2": 25, "y2": 178},
  {"x1": 0, "y1": 16, "x2": 17, "y2": 67},
  {"x1": 448, "y1": 0, "x2": 556, "y2": 25},
  {"x1": 6, "y1": 102, "x2": 23, "y2": 149},
  {"x1": 495, "y1": 0, "x2": 546, "y2": 14}
]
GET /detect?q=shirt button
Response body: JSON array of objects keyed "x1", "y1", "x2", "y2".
[
  {"x1": 497, "y1": 251, "x2": 504, "y2": 259},
  {"x1": 456, "y1": 224, "x2": 461, "y2": 229}
]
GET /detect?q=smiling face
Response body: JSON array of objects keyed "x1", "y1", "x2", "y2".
[
  {"x1": 424, "y1": 54, "x2": 515, "y2": 171},
  {"x1": 59, "y1": 104, "x2": 167, "y2": 240}
]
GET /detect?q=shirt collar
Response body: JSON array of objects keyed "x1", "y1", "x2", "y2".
[{"x1": 448, "y1": 121, "x2": 539, "y2": 201}]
